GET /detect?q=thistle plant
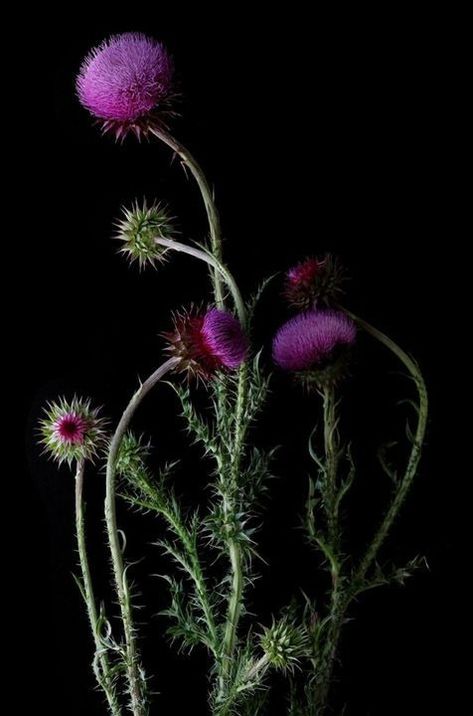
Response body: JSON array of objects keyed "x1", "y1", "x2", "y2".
[{"x1": 36, "y1": 31, "x2": 428, "y2": 715}]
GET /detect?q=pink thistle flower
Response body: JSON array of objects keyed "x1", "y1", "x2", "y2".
[
  {"x1": 272, "y1": 309, "x2": 356, "y2": 387},
  {"x1": 54, "y1": 413, "x2": 88, "y2": 445},
  {"x1": 163, "y1": 308, "x2": 248, "y2": 380},
  {"x1": 77, "y1": 33, "x2": 174, "y2": 140},
  {"x1": 39, "y1": 397, "x2": 108, "y2": 466},
  {"x1": 284, "y1": 255, "x2": 345, "y2": 310}
]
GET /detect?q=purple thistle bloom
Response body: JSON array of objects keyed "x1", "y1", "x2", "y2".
[
  {"x1": 163, "y1": 308, "x2": 248, "y2": 380},
  {"x1": 201, "y1": 309, "x2": 249, "y2": 369},
  {"x1": 77, "y1": 33, "x2": 173, "y2": 139},
  {"x1": 272, "y1": 309, "x2": 356, "y2": 372}
]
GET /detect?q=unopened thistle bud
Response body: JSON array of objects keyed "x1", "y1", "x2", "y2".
[
  {"x1": 163, "y1": 307, "x2": 248, "y2": 380},
  {"x1": 284, "y1": 255, "x2": 345, "y2": 310},
  {"x1": 115, "y1": 200, "x2": 176, "y2": 269},
  {"x1": 260, "y1": 618, "x2": 308, "y2": 673},
  {"x1": 39, "y1": 397, "x2": 108, "y2": 467},
  {"x1": 272, "y1": 308, "x2": 357, "y2": 389}
]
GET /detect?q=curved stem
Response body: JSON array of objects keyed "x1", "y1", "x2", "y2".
[
  {"x1": 149, "y1": 125, "x2": 224, "y2": 307},
  {"x1": 155, "y1": 237, "x2": 246, "y2": 328},
  {"x1": 344, "y1": 311, "x2": 429, "y2": 585},
  {"x1": 312, "y1": 312, "x2": 428, "y2": 712},
  {"x1": 75, "y1": 459, "x2": 122, "y2": 716},
  {"x1": 105, "y1": 356, "x2": 180, "y2": 715}
]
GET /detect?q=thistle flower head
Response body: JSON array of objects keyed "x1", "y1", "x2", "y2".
[
  {"x1": 39, "y1": 397, "x2": 108, "y2": 467},
  {"x1": 272, "y1": 309, "x2": 356, "y2": 388},
  {"x1": 115, "y1": 200, "x2": 176, "y2": 269},
  {"x1": 77, "y1": 32, "x2": 174, "y2": 140},
  {"x1": 163, "y1": 307, "x2": 248, "y2": 380},
  {"x1": 260, "y1": 618, "x2": 309, "y2": 673},
  {"x1": 284, "y1": 254, "x2": 345, "y2": 310}
]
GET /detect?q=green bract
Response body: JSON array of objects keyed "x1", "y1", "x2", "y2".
[{"x1": 116, "y1": 200, "x2": 176, "y2": 269}]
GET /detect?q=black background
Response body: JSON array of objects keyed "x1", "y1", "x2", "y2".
[{"x1": 16, "y1": 8, "x2": 465, "y2": 716}]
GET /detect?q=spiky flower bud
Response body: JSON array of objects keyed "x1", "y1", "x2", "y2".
[
  {"x1": 260, "y1": 618, "x2": 308, "y2": 673},
  {"x1": 115, "y1": 433, "x2": 151, "y2": 477},
  {"x1": 163, "y1": 307, "x2": 248, "y2": 380},
  {"x1": 284, "y1": 255, "x2": 345, "y2": 310},
  {"x1": 39, "y1": 397, "x2": 108, "y2": 467},
  {"x1": 272, "y1": 308, "x2": 357, "y2": 389},
  {"x1": 77, "y1": 33, "x2": 174, "y2": 141},
  {"x1": 115, "y1": 200, "x2": 176, "y2": 269}
]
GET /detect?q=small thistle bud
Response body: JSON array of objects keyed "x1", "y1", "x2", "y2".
[
  {"x1": 163, "y1": 307, "x2": 248, "y2": 380},
  {"x1": 115, "y1": 200, "x2": 176, "y2": 270},
  {"x1": 116, "y1": 433, "x2": 151, "y2": 477},
  {"x1": 77, "y1": 33, "x2": 174, "y2": 141},
  {"x1": 272, "y1": 309, "x2": 357, "y2": 389},
  {"x1": 284, "y1": 255, "x2": 345, "y2": 310},
  {"x1": 39, "y1": 397, "x2": 108, "y2": 467},
  {"x1": 260, "y1": 618, "x2": 308, "y2": 673}
]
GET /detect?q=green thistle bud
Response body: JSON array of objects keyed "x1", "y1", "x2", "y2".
[
  {"x1": 260, "y1": 618, "x2": 309, "y2": 673},
  {"x1": 115, "y1": 432, "x2": 151, "y2": 476},
  {"x1": 39, "y1": 396, "x2": 108, "y2": 467},
  {"x1": 115, "y1": 200, "x2": 176, "y2": 269}
]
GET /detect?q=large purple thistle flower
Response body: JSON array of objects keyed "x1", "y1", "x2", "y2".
[
  {"x1": 272, "y1": 309, "x2": 356, "y2": 373},
  {"x1": 77, "y1": 33, "x2": 173, "y2": 139},
  {"x1": 164, "y1": 308, "x2": 248, "y2": 380},
  {"x1": 201, "y1": 309, "x2": 249, "y2": 369}
]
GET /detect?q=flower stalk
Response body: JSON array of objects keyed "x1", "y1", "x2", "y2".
[
  {"x1": 149, "y1": 125, "x2": 224, "y2": 307},
  {"x1": 105, "y1": 356, "x2": 180, "y2": 715},
  {"x1": 74, "y1": 459, "x2": 122, "y2": 716}
]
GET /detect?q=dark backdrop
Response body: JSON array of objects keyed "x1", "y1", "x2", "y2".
[{"x1": 17, "y1": 9, "x2": 464, "y2": 716}]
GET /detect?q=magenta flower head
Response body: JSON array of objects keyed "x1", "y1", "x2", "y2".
[
  {"x1": 272, "y1": 309, "x2": 356, "y2": 388},
  {"x1": 284, "y1": 254, "x2": 345, "y2": 310},
  {"x1": 77, "y1": 33, "x2": 174, "y2": 140},
  {"x1": 163, "y1": 308, "x2": 248, "y2": 380},
  {"x1": 39, "y1": 397, "x2": 108, "y2": 467}
]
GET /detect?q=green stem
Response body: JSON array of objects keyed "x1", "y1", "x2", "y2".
[
  {"x1": 220, "y1": 362, "x2": 249, "y2": 690},
  {"x1": 158, "y1": 505, "x2": 218, "y2": 655},
  {"x1": 155, "y1": 238, "x2": 246, "y2": 328},
  {"x1": 322, "y1": 385, "x2": 341, "y2": 556},
  {"x1": 75, "y1": 460, "x2": 122, "y2": 716},
  {"x1": 312, "y1": 313, "x2": 428, "y2": 712},
  {"x1": 149, "y1": 125, "x2": 224, "y2": 307},
  {"x1": 105, "y1": 356, "x2": 180, "y2": 715},
  {"x1": 313, "y1": 591, "x2": 346, "y2": 713},
  {"x1": 344, "y1": 311, "x2": 429, "y2": 586}
]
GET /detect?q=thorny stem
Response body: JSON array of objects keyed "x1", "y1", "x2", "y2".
[
  {"x1": 321, "y1": 385, "x2": 341, "y2": 556},
  {"x1": 345, "y1": 311, "x2": 429, "y2": 586},
  {"x1": 311, "y1": 387, "x2": 342, "y2": 711},
  {"x1": 105, "y1": 356, "x2": 180, "y2": 715},
  {"x1": 155, "y1": 238, "x2": 246, "y2": 328},
  {"x1": 220, "y1": 361, "x2": 249, "y2": 696},
  {"x1": 149, "y1": 125, "x2": 224, "y2": 307},
  {"x1": 75, "y1": 460, "x2": 122, "y2": 716},
  {"x1": 311, "y1": 311, "x2": 428, "y2": 712},
  {"x1": 157, "y1": 504, "x2": 218, "y2": 655}
]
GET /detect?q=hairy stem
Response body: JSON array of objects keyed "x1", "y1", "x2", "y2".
[
  {"x1": 149, "y1": 125, "x2": 224, "y2": 306},
  {"x1": 105, "y1": 356, "x2": 180, "y2": 715},
  {"x1": 75, "y1": 459, "x2": 122, "y2": 716},
  {"x1": 311, "y1": 387, "x2": 342, "y2": 711},
  {"x1": 345, "y1": 311, "x2": 429, "y2": 585},
  {"x1": 155, "y1": 238, "x2": 246, "y2": 328},
  {"x1": 322, "y1": 385, "x2": 341, "y2": 555},
  {"x1": 220, "y1": 362, "x2": 249, "y2": 693}
]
